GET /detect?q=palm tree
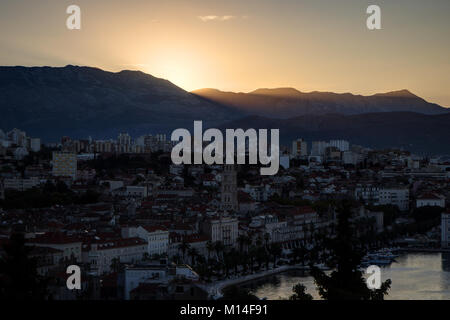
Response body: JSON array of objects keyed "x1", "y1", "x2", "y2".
[
  {"x1": 178, "y1": 241, "x2": 191, "y2": 263},
  {"x1": 248, "y1": 246, "x2": 258, "y2": 273},
  {"x1": 110, "y1": 257, "x2": 122, "y2": 273},
  {"x1": 229, "y1": 249, "x2": 240, "y2": 275},
  {"x1": 206, "y1": 240, "x2": 214, "y2": 261},
  {"x1": 188, "y1": 247, "x2": 199, "y2": 266},
  {"x1": 270, "y1": 243, "x2": 282, "y2": 267},
  {"x1": 237, "y1": 235, "x2": 247, "y2": 254},
  {"x1": 214, "y1": 241, "x2": 224, "y2": 262},
  {"x1": 256, "y1": 246, "x2": 266, "y2": 270}
]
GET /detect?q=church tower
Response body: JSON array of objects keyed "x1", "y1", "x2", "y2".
[{"x1": 221, "y1": 165, "x2": 238, "y2": 211}]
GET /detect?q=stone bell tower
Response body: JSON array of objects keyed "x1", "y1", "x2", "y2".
[{"x1": 221, "y1": 165, "x2": 238, "y2": 211}]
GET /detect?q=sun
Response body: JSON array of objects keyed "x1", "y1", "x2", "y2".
[{"x1": 143, "y1": 51, "x2": 205, "y2": 91}]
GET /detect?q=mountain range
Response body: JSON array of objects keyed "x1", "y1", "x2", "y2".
[
  {"x1": 0, "y1": 65, "x2": 449, "y2": 154},
  {"x1": 0, "y1": 65, "x2": 238, "y2": 141},
  {"x1": 192, "y1": 88, "x2": 447, "y2": 118}
]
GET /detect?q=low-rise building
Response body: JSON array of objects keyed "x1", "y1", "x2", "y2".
[
  {"x1": 201, "y1": 216, "x2": 238, "y2": 247},
  {"x1": 122, "y1": 225, "x2": 169, "y2": 256},
  {"x1": 28, "y1": 234, "x2": 83, "y2": 262},
  {"x1": 417, "y1": 193, "x2": 446, "y2": 208},
  {"x1": 83, "y1": 237, "x2": 147, "y2": 275},
  {"x1": 379, "y1": 186, "x2": 410, "y2": 211},
  {"x1": 3, "y1": 177, "x2": 40, "y2": 191},
  {"x1": 123, "y1": 263, "x2": 200, "y2": 300}
]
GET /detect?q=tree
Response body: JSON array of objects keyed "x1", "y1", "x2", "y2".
[
  {"x1": 188, "y1": 247, "x2": 199, "y2": 266},
  {"x1": 310, "y1": 200, "x2": 391, "y2": 300},
  {"x1": 206, "y1": 241, "x2": 214, "y2": 261},
  {"x1": 214, "y1": 241, "x2": 224, "y2": 262},
  {"x1": 110, "y1": 257, "x2": 122, "y2": 273},
  {"x1": 289, "y1": 283, "x2": 313, "y2": 300},
  {"x1": 178, "y1": 241, "x2": 191, "y2": 263},
  {"x1": 269, "y1": 243, "x2": 282, "y2": 267},
  {"x1": 0, "y1": 233, "x2": 48, "y2": 299},
  {"x1": 237, "y1": 235, "x2": 249, "y2": 254}
]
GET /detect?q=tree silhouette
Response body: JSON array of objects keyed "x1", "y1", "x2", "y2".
[
  {"x1": 0, "y1": 233, "x2": 48, "y2": 299},
  {"x1": 310, "y1": 200, "x2": 391, "y2": 300},
  {"x1": 289, "y1": 283, "x2": 313, "y2": 300}
]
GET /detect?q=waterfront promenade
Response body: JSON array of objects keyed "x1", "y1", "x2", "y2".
[{"x1": 200, "y1": 265, "x2": 312, "y2": 299}]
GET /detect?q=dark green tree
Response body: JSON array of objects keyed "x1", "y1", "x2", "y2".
[
  {"x1": 310, "y1": 200, "x2": 391, "y2": 300},
  {"x1": 0, "y1": 233, "x2": 48, "y2": 299},
  {"x1": 289, "y1": 283, "x2": 313, "y2": 300}
]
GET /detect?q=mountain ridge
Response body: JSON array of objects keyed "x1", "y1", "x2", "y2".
[
  {"x1": 0, "y1": 65, "x2": 448, "y2": 153},
  {"x1": 0, "y1": 65, "x2": 240, "y2": 141},
  {"x1": 192, "y1": 87, "x2": 446, "y2": 118}
]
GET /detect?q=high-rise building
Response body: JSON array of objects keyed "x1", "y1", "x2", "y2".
[
  {"x1": 118, "y1": 133, "x2": 132, "y2": 153},
  {"x1": 52, "y1": 152, "x2": 77, "y2": 179},
  {"x1": 311, "y1": 141, "x2": 329, "y2": 156},
  {"x1": 221, "y1": 165, "x2": 238, "y2": 211},
  {"x1": 7, "y1": 128, "x2": 27, "y2": 146},
  {"x1": 156, "y1": 134, "x2": 167, "y2": 142},
  {"x1": 329, "y1": 140, "x2": 350, "y2": 152},
  {"x1": 29, "y1": 138, "x2": 41, "y2": 152},
  {"x1": 292, "y1": 139, "x2": 308, "y2": 157}
]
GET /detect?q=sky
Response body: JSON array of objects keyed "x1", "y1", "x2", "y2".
[{"x1": 0, "y1": 0, "x2": 449, "y2": 106}]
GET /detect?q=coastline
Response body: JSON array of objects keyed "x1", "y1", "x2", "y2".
[{"x1": 201, "y1": 264, "x2": 316, "y2": 299}]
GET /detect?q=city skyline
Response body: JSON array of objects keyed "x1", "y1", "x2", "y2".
[{"x1": 0, "y1": 0, "x2": 449, "y2": 107}]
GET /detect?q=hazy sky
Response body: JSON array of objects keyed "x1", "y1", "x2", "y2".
[{"x1": 1, "y1": 0, "x2": 449, "y2": 106}]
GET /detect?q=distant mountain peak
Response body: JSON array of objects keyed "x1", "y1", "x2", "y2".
[
  {"x1": 374, "y1": 89, "x2": 418, "y2": 98},
  {"x1": 250, "y1": 87, "x2": 303, "y2": 96},
  {"x1": 193, "y1": 86, "x2": 446, "y2": 118},
  {"x1": 0, "y1": 65, "x2": 240, "y2": 141}
]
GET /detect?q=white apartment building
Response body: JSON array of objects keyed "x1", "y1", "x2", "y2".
[
  {"x1": 329, "y1": 140, "x2": 350, "y2": 152},
  {"x1": 354, "y1": 185, "x2": 380, "y2": 204},
  {"x1": 122, "y1": 226, "x2": 169, "y2": 256},
  {"x1": 416, "y1": 193, "x2": 446, "y2": 208},
  {"x1": 379, "y1": 187, "x2": 410, "y2": 211}
]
